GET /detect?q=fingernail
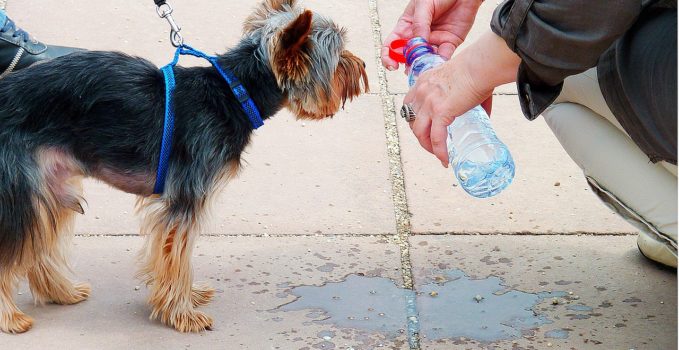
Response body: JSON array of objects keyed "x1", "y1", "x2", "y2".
[{"x1": 387, "y1": 65, "x2": 396, "y2": 71}]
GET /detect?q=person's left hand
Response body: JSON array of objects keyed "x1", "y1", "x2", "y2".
[
  {"x1": 403, "y1": 59, "x2": 492, "y2": 167},
  {"x1": 403, "y1": 30, "x2": 522, "y2": 167}
]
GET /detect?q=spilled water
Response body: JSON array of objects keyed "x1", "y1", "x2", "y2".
[
  {"x1": 417, "y1": 270, "x2": 565, "y2": 341},
  {"x1": 281, "y1": 274, "x2": 414, "y2": 333},
  {"x1": 278, "y1": 269, "x2": 569, "y2": 343}
]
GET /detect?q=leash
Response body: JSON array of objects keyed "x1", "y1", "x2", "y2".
[
  {"x1": 154, "y1": 0, "x2": 183, "y2": 47},
  {"x1": 152, "y1": 2, "x2": 264, "y2": 194}
]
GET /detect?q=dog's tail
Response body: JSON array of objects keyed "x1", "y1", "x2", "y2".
[{"x1": 0, "y1": 145, "x2": 41, "y2": 269}]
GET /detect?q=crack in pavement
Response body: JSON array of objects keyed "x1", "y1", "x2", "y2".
[{"x1": 367, "y1": 0, "x2": 420, "y2": 349}]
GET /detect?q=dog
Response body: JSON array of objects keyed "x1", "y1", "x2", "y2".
[{"x1": 0, "y1": 0, "x2": 368, "y2": 333}]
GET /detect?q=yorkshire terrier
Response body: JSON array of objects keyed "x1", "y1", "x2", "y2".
[{"x1": 0, "y1": 0, "x2": 368, "y2": 333}]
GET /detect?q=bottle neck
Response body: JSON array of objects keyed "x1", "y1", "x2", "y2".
[{"x1": 405, "y1": 37, "x2": 435, "y2": 66}]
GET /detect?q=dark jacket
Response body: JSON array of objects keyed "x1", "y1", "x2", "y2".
[{"x1": 491, "y1": 0, "x2": 677, "y2": 164}]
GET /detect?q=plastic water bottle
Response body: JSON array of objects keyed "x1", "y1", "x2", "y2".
[{"x1": 391, "y1": 37, "x2": 515, "y2": 198}]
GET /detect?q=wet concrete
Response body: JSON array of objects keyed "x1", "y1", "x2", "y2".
[
  {"x1": 410, "y1": 235, "x2": 677, "y2": 349},
  {"x1": 566, "y1": 304, "x2": 594, "y2": 312},
  {"x1": 545, "y1": 329, "x2": 571, "y2": 339},
  {"x1": 278, "y1": 269, "x2": 569, "y2": 344},
  {"x1": 417, "y1": 270, "x2": 566, "y2": 342}
]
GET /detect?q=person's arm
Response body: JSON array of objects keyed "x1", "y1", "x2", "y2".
[
  {"x1": 492, "y1": 0, "x2": 642, "y2": 118},
  {"x1": 404, "y1": 30, "x2": 520, "y2": 166},
  {"x1": 404, "y1": 0, "x2": 644, "y2": 166}
]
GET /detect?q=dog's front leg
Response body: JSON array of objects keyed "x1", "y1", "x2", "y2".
[{"x1": 137, "y1": 198, "x2": 213, "y2": 332}]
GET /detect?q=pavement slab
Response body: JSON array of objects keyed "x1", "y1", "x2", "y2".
[
  {"x1": 409, "y1": 235, "x2": 677, "y2": 349},
  {"x1": 0, "y1": 236, "x2": 408, "y2": 349},
  {"x1": 396, "y1": 95, "x2": 635, "y2": 234}
]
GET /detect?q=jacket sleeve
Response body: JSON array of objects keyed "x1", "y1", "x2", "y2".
[{"x1": 491, "y1": 0, "x2": 642, "y2": 119}]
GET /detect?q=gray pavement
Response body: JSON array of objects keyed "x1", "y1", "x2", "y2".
[{"x1": 1, "y1": 1, "x2": 675, "y2": 349}]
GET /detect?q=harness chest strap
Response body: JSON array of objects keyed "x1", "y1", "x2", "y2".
[{"x1": 153, "y1": 45, "x2": 264, "y2": 194}]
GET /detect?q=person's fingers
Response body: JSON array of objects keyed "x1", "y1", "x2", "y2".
[
  {"x1": 382, "y1": 25, "x2": 413, "y2": 69},
  {"x1": 381, "y1": 44, "x2": 399, "y2": 70},
  {"x1": 403, "y1": 87, "x2": 416, "y2": 108},
  {"x1": 412, "y1": 0, "x2": 433, "y2": 40},
  {"x1": 411, "y1": 110, "x2": 434, "y2": 154},
  {"x1": 381, "y1": 29, "x2": 405, "y2": 70},
  {"x1": 429, "y1": 31, "x2": 462, "y2": 47},
  {"x1": 429, "y1": 30, "x2": 465, "y2": 59},
  {"x1": 381, "y1": 1, "x2": 418, "y2": 69},
  {"x1": 437, "y1": 42, "x2": 456, "y2": 60},
  {"x1": 430, "y1": 119, "x2": 449, "y2": 167}
]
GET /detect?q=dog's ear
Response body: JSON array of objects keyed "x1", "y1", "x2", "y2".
[
  {"x1": 244, "y1": 0, "x2": 298, "y2": 33},
  {"x1": 271, "y1": 10, "x2": 313, "y2": 85},
  {"x1": 280, "y1": 10, "x2": 312, "y2": 54}
]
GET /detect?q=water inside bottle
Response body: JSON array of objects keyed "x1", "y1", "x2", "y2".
[{"x1": 451, "y1": 142, "x2": 515, "y2": 198}]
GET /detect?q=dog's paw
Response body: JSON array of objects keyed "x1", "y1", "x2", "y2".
[
  {"x1": 0, "y1": 312, "x2": 34, "y2": 334},
  {"x1": 191, "y1": 284, "x2": 215, "y2": 307},
  {"x1": 171, "y1": 310, "x2": 213, "y2": 333},
  {"x1": 52, "y1": 282, "x2": 91, "y2": 305}
]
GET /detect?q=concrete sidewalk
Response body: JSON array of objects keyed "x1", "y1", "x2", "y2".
[{"x1": 2, "y1": 1, "x2": 675, "y2": 349}]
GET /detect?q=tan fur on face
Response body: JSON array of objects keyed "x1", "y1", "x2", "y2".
[
  {"x1": 288, "y1": 50, "x2": 369, "y2": 120},
  {"x1": 334, "y1": 51, "x2": 369, "y2": 106}
]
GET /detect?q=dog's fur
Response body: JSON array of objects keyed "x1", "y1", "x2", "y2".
[{"x1": 0, "y1": 0, "x2": 367, "y2": 333}]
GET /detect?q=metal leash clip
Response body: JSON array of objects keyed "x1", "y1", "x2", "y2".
[{"x1": 156, "y1": 2, "x2": 183, "y2": 47}]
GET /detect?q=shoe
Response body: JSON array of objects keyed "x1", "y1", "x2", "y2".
[
  {"x1": 583, "y1": 176, "x2": 677, "y2": 268},
  {"x1": 0, "y1": 11, "x2": 82, "y2": 78},
  {"x1": 638, "y1": 231, "x2": 677, "y2": 268}
]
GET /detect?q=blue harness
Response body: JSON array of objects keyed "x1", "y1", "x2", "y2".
[{"x1": 153, "y1": 45, "x2": 264, "y2": 194}]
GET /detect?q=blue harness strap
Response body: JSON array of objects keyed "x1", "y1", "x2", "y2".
[
  {"x1": 153, "y1": 45, "x2": 264, "y2": 194},
  {"x1": 153, "y1": 63, "x2": 177, "y2": 194}
]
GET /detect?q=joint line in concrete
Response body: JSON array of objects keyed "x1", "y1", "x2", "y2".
[{"x1": 367, "y1": 0, "x2": 420, "y2": 348}]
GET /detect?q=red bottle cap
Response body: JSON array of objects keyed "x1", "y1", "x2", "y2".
[{"x1": 388, "y1": 39, "x2": 408, "y2": 63}]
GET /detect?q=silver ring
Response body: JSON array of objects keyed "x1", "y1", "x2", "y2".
[{"x1": 400, "y1": 104, "x2": 416, "y2": 122}]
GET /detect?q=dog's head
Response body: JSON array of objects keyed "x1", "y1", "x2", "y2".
[{"x1": 244, "y1": 0, "x2": 369, "y2": 120}]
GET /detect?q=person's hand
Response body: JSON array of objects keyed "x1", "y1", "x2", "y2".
[
  {"x1": 404, "y1": 60, "x2": 492, "y2": 167},
  {"x1": 381, "y1": 0, "x2": 483, "y2": 70},
  {"x1": 403, "y1": 31, "x2": 522, "y2": 167}
]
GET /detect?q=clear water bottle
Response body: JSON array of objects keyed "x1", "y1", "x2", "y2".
[{"x1": 392, "y1": 37, "x2": 515, "y2": 198}]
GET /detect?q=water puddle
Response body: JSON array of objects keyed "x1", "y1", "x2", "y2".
[
  {"x1": 280, "y1": 274, "x2": 414, "y2": 334},
  {"x1": 277, "y1": 269, "x2": 570, "y2": 343},
  {"x1": 417, "y1": 270, "x2": 565, "y2": 341}
]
